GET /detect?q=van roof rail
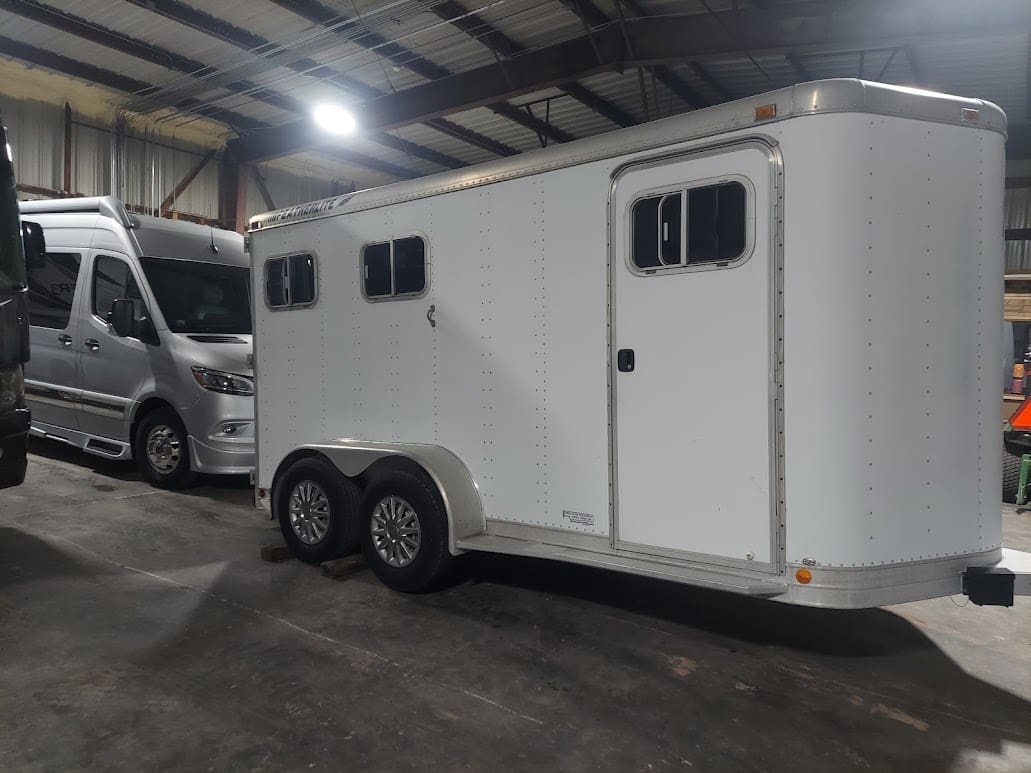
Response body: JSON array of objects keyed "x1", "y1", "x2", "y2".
[{"x1": 19, "y1": 195, "x2": 135, "y2": 228}]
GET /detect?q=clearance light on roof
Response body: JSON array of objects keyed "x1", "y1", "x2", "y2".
[
  {"x1": 754, "y1": 104, "x2": 777, "y2": 121},
  {"x1": 1010, "y1": 398, "x2": 1031, "y2": 430},
  {"x1": 961, "y1": 107, "x2": 980, "y2": 122},
  {"x1": 314, "y1": 103, "x2": 357, "y2": 136}
]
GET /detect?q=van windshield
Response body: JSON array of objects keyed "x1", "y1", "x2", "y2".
[
  {"x1": 140, "y1": 257, "x2": 251, "y2": 334},
  {"x1": 0, "y1": 145, "x2": 26, "y2": 295}
]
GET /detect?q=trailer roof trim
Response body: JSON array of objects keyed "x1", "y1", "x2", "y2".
[{"x1": 249, "y1": 79, "x2": 1006, "y2": 232}]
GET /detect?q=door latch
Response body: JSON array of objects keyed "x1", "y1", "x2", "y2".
[
  {"x1": 426, "y1": 304, "x2": 436, "y2": 328},
  {"x1": 617, "y1": 348, "x2": 635, "y2": 372}
]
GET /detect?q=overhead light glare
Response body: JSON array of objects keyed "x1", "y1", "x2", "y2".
[{"x1": 313, "y1": 103, "x2": 357, "y2": 136}]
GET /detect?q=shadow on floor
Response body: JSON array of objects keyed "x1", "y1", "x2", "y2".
[
  {"x1": 461, "y1": 552, "x2": 947, "y2": 657},
  {"x1": 0, "y1": 526, "x2": 114, "y2": 591},
  {"x1": 27, "y1": 435, "x2": 252, "y2": 496},
  {"x1": 3, "y1": 522, "x2": 1030, "y2": 771}
]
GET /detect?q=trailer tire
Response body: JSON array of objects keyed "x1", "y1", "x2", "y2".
[
  {"x1": 360, "y1": 468, "x2": 454, "y2": 593},
  {"x1": 134, "y1": 407, "x2": 197, "y2": 489},
  {"x1": 1003, "y1": 448, "x2": 1023, "y2": 504},
  {"x1": 275, "y1": 457, "x2": 361, "y2": 564}
]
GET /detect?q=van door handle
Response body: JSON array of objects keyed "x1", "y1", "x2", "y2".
[
  {"x1": 84, "y1": 339, "x2": 100, "y2": 352},
  {"x1": 617, "y1": 348, "x2": 635, "y2": 372},
  {"x1": 57, "y1": 334, "x2": 72, "y2": 347}
]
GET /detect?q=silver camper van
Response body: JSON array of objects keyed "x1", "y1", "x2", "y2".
[{"x1": 19, "y1": 196, "x2": 253, "y2": 488}]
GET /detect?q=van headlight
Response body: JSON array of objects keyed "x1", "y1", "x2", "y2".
[
  {"x1": 191, "y1": 367, "x2": 254, "y2": 396},
  {"x1": 0, "y1": 365, "x2": 25, "y2": 411}
]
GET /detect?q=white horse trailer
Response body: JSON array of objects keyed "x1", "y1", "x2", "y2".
[{"x1": 249, "y1": 80, "x2": 1031, "y2": 607}]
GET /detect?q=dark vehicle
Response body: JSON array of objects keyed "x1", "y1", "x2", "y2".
[{"x1": 0, "y1": 118, "x2": 45, "y2": 488}]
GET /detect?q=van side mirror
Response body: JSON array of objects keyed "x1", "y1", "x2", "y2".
[
  {"x1": 21, "y1": 220, "x2": 46, "y2": 269},
  {"x1": 110, "y1": 299, "x2": 135, "y2": 338}
]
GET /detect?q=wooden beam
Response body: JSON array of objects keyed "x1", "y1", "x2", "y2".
[
  {"x1": 160, "y1": 149, "x2": 215, "y2": 215},
  {"x1": 252, "y1": 166, "x2": 276, "y2": 212},
  {"x1": 785, "y1": 53, "x2": 813, "y2": 82},
  {"x1": 17, "y1": 183, "x2": 78, "y2": 198}
]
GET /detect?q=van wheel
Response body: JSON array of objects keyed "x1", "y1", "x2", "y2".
[
  {"x1": 134, "y1": 408, "x2": 197, "y2": 489},
  {"x1": 274, "y1": 457, "x2": 360, "y2": 564},
  {"x1": 360, "y1": 469, "x2": 454, "y2": 593}
]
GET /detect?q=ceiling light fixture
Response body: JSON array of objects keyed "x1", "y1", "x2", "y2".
[{"x1": 313, "y1": 103, "x2": 357, "y2": 136}]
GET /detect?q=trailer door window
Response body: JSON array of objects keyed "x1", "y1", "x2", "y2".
[
  {"x1": 631, "y1": 180, "x2": 747, "y2": 270},
  {"x1": 265, "y1": 253, "x2": 316, "y2": 309},
  {"x1": 362, "y1": 236, "x2": 427, "y2": 300}
]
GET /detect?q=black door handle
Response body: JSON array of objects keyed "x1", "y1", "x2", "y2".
[{"x1": 617, "y1": 348, "x2": 635, "y2": 372}]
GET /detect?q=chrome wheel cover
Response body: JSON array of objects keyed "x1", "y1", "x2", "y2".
[
  {"x1": 371, "y1": 495, "x2": 421, "y2": 568},
  {"x1": 145, "y1": 424, "x2": 182, "y2": 474},
  {"x1": 288, "y1": 480, "x2": 331, "y2": 545}
]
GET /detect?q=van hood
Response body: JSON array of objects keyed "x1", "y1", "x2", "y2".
[{"x1": 172, "y1": 332, "x2": 253, "y2": 376}]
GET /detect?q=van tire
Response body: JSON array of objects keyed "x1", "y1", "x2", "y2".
[
  {"x1": 360, "y1": 469, "x2": 454, "y2": 593},
  {"x1": 274, "y1": 457, "x2": 361, "y2": 564},
  {"x1": 134, "y1": 408, "x2": 198, "y2": 489}
]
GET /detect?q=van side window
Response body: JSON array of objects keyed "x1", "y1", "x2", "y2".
[
  {"x1": 631, "y1": 181, "x2": 747, "y2": 270},
  {"x1": 26, "y1": 252, "x2": 81, "y2": 329},
  {"x1": 362, "y1": 237, "x2": 427, "y2": 300},
  {"x1": 93, "y1": 256, "x2": 144, "y2": 322},
  {"x1": 265, "y1": 254, "x2": 316, "y2": 309}
]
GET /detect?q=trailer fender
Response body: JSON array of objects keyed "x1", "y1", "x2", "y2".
[{"x1": 293, "y1": 440, "x2": 485, "y2": 555}]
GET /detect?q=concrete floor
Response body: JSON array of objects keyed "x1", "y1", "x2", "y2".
[{"x1": 1, "y1": 440, "x2": 1030, "y2": 772}]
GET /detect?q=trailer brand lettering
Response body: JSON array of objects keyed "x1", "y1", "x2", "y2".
[
  {"x1": 562, "y1": 510, "x2": 595, "y2": 527},
  {"x1": 254, "y1": 196, "x2": 352, "y2": 229}
]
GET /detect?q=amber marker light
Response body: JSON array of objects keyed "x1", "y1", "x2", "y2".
[
  {"x1": 795, "y1": 568, "x2": 813, "y2": 584},
  {"x1": 754, "y1": 104, "x2": 777, "y2": 121}
]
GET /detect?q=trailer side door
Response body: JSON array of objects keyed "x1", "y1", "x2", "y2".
[{"x1": 610, "y1": 140, "x2": 782, "y2": 571}]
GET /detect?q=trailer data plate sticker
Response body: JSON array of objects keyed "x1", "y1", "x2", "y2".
[{"x1": 562, "y1": 510, "x2": 595, "y2": 527}]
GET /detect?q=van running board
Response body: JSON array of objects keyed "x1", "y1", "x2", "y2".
[{"x1": 456, "y1": 534, "x2": 787, "y2": 597}]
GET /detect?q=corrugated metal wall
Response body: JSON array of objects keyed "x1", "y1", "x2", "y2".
[
  {"x1": 0, "y1": 93, "x2": 340, "y2": 226},
  {"x1": 0, "y1": 96, "x2": 63, "y2": 192},
  {"x1": 244, "y1": 162, "x2": 339, "y2": 221}
]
